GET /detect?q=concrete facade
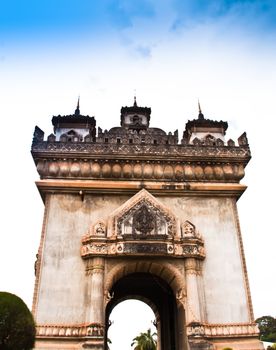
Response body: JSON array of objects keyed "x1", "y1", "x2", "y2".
[{"x1": 31, "y1": 100, "x2": 263, "y2": 350}]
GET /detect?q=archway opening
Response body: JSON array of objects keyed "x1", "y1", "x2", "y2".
[
  {"x1": 107, "y1": 299, "x2": 156, "y2": 350},
  {"x1": 105, "y1": 272, "x2": 179, "y2": 350}
]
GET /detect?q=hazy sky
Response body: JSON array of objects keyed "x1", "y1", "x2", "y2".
[{"x1": 0, "y1": 1, "x2": 276, "y2": 349}]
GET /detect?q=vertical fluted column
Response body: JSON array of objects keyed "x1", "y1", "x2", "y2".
[
  {"x1": 185, "y1": 258, "x2": 201, "y2": 324},
  {"x1": 88, "y1": 257, "x2": 105, "y2": 324}
]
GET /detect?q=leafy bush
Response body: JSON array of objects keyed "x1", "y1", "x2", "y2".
[{"x1": 0, "y1": 292, "x2": 36, "y2": 350}]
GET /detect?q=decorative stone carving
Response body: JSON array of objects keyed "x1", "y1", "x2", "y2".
[
  {"x1": 183, "y1": 245, "x2": 202, "y2": 256},
  {"x1": 47, "y1": 133, "x2": 56, "y2": 142},
  {"x1": 187, "y1": 322, "x2": 205, "y2": 337},
  {"x1": 81, "y1": 240, "x2": 205, "y2": 259},
  {"x1": 36, "y1": 323, "x2": 104, "y2": 338},
  {"x1": 32, "y1": 126, "x2": 44, "y2": 145},
  {"x1": 119, "y1": 201, "x2": 169, "y2": 237},
  {"x1": 227, "y1": 138, "x2": 235, "y2": 146},
  {"x1": 81, "y1": 190, "x2": 206, "y2": 259},
  {"x1": 185, "y1": 257, "x2": 203, "y2": 275},
  {"x1": 94, "y1": 222, "x2": 106, "y2": 237},
  {"x1": 82, "y1": 221, "x2": 106, "y2": 242},
  {"x1": 238, "y1": 132, "x2": 249, "y2": 146},
  {"x1": 182, "y1": 221, "x2": 197, "y2": 238},
  {"x1": 176, "y1": 288, "x2": 185, "y2": 303},
  {"x1": 32, "y1": 154, "x2": 249, "y2": 183},
  {"x1": 104, "y1": 290, "x2": 114, "y2": 304},
  {"x1": 132, "y1": 204, "x2": 155, "y2": 235},
  {"x1": 109, "y1": 189, "x2": 177, "y2": 237},
  {"x1": 186, "y1": 323, "x2": 260, "y2": 338}
]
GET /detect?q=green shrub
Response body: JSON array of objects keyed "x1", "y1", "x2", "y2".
[{"x1": 0, "y1": 292, "x2": 36, "y2": 350}]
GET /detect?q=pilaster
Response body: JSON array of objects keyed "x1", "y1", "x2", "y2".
[{"x1": 185, "y1": 258, "x2": 202, "y2": 324}]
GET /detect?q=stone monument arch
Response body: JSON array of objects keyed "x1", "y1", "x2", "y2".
[{"x1": 31, "y1": 99, "x2": 263, "y2": 349}]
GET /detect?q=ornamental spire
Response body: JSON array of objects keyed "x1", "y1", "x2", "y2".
[
  {"x1": 134, "y1": 94, "x2": 137, "y2": 107},
  {"x1": 198, "y1": 100, "x2": 204, "y2": 119},
  {"x1": 75, "y1": 96, "x2": 80, "y2": 116}
]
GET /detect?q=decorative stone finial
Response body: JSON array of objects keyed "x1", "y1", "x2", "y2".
[
  {"x1": 134, "y1": 95, "x2": 137, "y2": 107},
  {"x1": 198, "y1": 100, "x2": 204, "y2": 119},
  {"x1": 75, "y1": 96, "x2": 80, "y2": 116}
]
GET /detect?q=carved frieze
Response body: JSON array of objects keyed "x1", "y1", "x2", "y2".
[
  {"x1": 186, "y1": 323, "x2": 259, "y2": 339},
  {"x1": 36, "y1": 323, "x2": 104, "y2": 338},
  {"x1": 81, "y1": 240, "x2": 205, "y2": 259},
  {"x1": 32, "y1": 141, "x2": 250, "y2": 159},
  {"x1": 36, "y1": 322, "x2": 259, "y2": 340}
]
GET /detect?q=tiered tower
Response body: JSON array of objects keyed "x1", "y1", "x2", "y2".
[{"x1": 31, "y1": 99, "x2": 263, "y2": 350}]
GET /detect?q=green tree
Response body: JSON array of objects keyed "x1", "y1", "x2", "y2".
[
  {"x1": 131, "y1": 328, "x2": 157, "y2": 350},
  {"x1": 256, "y1": 316, "x2": 276, "y2": 342},
  {"x1": 255, "y1": 316, "x2": 276, "y2": 342},
  {"x1": 0, "y1": 292, "x2": 36, "y2": 350}
]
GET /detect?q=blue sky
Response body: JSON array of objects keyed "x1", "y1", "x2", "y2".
[{"x1": 1, "y1": 0, "x2": 276, "y2": 46}]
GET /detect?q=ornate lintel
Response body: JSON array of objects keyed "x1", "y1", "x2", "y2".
[{"x1": 81, "y1": 239, "x2": 205, "y2": 259}]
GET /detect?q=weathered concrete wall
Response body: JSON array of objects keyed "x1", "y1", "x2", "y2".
[
  {"x1": 161, "y1": 196, "x2": 250, "y2": 324},
  {"x1": 35, "y1": 193, "x2": 250, "y2": 325},
  {"x1": 35, "y1": 193, "x2": 129, "y2": 324}
]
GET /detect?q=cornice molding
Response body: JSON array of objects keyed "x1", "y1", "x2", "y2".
[{"x1": 35, "y1": 180, "x2": 247, "y2": 201}]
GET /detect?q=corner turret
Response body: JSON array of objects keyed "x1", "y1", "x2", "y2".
[
  {"x1": 182, "y1": 103, "x2": 228, "y2": 145},
  {"x1": 50, "y1": 98, "x2": 96, "y2": 141}
]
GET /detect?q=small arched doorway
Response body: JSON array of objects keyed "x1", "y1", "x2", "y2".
[{"x1": 105, "y1": 272, "x2": 183, "y2": 350}]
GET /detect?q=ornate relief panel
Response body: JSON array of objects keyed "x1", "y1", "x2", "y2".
[
  {"x1": 108, "y1": 188, "x2": 178, "y2": 238},
  {"x1": 118, "y1": 202, "x2": 169, "y2": 237},
  {"x1": 81, "y1": 189, "x2": 205, "y2": 260}
]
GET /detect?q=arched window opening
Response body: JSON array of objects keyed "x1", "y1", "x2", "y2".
[{"x1": 107, "y1": 299, "x2": 157, "y2": 350}]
